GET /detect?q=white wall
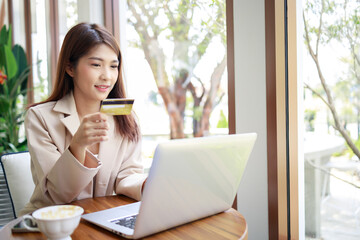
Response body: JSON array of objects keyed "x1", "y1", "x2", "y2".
[{"x1": 234, "y1": 1, "x2": 269, "y2": 239}]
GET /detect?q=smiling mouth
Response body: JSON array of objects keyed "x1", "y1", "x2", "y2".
[{"x1": 95, "y1": 85, "x2": 110, "y2": 89}]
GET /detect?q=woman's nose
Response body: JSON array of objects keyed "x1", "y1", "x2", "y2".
[{"x1": 101, "y1": 68, "x2": 112, "y2": 80}]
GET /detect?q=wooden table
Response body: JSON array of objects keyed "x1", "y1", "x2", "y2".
[{"x1": 9, "y1": 195, "x2": 248, "y2": 239}]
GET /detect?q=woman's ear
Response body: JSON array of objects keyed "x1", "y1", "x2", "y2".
[{"x1": 66, "y1": 64, "x2": 75, "y2": 77}]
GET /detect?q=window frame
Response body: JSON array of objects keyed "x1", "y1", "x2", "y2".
[{"x1": 264, "y1": 0, "x2": 300, "y2": 239}]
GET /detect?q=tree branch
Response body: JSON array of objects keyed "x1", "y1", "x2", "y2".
[
  {"x1": 304, "y1": 82, "x2": 333, "y2": 110},
  {"x1": 303, "y1": 2, "x2": 360, "y2": 159}
]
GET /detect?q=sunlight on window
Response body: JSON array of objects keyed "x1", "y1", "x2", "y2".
[
  {"x1": 125, "y1": 0, "x2": 228, "y2": 137},
  {"x1": 58, "y1": 0, "x2": 78, "y2": 47},
  {"x1": 124, "y1": 0, "x2": 228, "y2": 160},
  {"x1": 302, "y1": 0, "x2": 360, "y2": 239},
  {"x1": 65, "y1": 0, "x2": 78, "y2": 29},
  {"x1": 31, "y1": 0, "x2": 49, "y2": 102}
]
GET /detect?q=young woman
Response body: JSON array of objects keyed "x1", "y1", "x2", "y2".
[{"x1": 20, "y1": 23, "x2": 146, "y2": 215}]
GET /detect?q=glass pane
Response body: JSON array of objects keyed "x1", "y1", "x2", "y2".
[
  {"x1": 50, "y1": 0, "x2": 105, "y2": 94},
  {"x1": 31, "y1": 0, "x2": 49, "y2": 102},
  {"x1": 302, "y1": 0, "x2": 360, "y2": 239},
  {"x1": 58, "y1": 0, "x2": 79, "y2": 46},
  {"x1": 12, "y1": 0, "x2": 26, "y2": 47},
  {"x1": 57, "y1": 0, "x2": 104, "y2": 54},
  {"x1": 124, "y1": 0, "x2": 228, "y2": 161}
]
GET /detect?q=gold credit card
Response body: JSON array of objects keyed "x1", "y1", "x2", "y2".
[{"x1": 100, "y1": 98, "x2": 134, "y2": 115}]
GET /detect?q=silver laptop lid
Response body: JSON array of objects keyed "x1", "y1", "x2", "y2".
[{"x1": 133, "y1": 133, "x2": 257, "y2": 239}]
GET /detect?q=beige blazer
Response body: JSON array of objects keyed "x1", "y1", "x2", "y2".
[{"x1": 20, "y1": 92, "x2": 147, "y2": 215}]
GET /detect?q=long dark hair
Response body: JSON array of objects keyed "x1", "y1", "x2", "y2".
[{"x1": 33, "y1": 22, "x2": 140, "y2": 142}]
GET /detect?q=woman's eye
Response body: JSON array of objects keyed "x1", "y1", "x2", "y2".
[
  {"x1": 92, "y1": 63, "x2": 100, "y2": 67},
  {"x1": 111, "y1": 65, "x2": 118, "y2": 69}
]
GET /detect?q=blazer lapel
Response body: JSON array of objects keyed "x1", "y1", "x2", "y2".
[{"x1": 53, "y1": 92, "x2": 80, "y2": 146}]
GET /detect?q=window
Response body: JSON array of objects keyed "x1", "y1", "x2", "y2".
[
  {"x1": 124, "y1": 0, "x2": 229, "y2": 159},
  {"x1": 8, "y1": 0, "x2": 229, "y2": 163},
  {"x1": 26, "y1": 0, "x2": 105, "y2": 101},
  {"x1": 302, "y1": 0, "x2": 360, "y2": 239},
  {"x1": 30, "y1": 0, "x2": 49, "y2": 102}
]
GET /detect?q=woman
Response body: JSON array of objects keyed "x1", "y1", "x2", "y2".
[{"x1": 20, "y1": 23, "x2": 146, "y2": 215}]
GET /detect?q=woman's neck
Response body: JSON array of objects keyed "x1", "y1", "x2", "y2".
[{"x1": 73, "y1": 94, "x2": 100, "y2": 119}]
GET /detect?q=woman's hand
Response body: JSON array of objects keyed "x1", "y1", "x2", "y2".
[{"x1": 69, "y1": 112, "x2": 109, "y2": 164}]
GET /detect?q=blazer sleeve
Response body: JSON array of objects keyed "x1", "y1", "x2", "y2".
[
  {"x1": 115, "y1": 137, "x2": 147, "y2": 201},
  {"x1": 25, "y1": 107, "x2": 102, "y2": 204}
]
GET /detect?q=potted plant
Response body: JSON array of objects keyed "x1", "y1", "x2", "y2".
[{"x1": 0, "y1": 25, "x2": 31, "y2": 155}]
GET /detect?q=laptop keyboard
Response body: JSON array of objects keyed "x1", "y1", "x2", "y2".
[{"x1": 111, "y1": 215, "x2": 137, "y2": 229}]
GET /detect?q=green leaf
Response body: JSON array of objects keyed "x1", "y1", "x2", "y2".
[
  {"x1": 7, "y1": 143, "x2": 18, "y2": 152},
  {"x1": 17, "y1": 139, "x2": 28, "y2": 151},
  {"x1": 12, "y1": 44, "x2": 28, "y2": 92},
  {"x1": 0, "y1": 25, "x2": 8, "y2": 45},
  {"x1": 2, "y1": 45, "x2": 18, "y2": 79},
  {"x1": 7, "y1": 25, "x2": 12, "y2": 47},
  {"x1": 9, "y1": 66, "x2": 30, "y2": 99},
  {"x1": 216, "y1": 110, "x2": 228, "y2": 128},
  {"x1": 0, "y1": 45, "x2": 5, "y2": 69},
  {"x1": 0, "y1": 95, "x2": 10, "y2": 114}
]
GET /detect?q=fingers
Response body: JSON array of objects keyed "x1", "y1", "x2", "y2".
[
  {"x1": 87, "y1": 134, "x2": 109, "y2": 143},
  {"x1": 84, "y1": 113, "x2": 109, "y2": 128},
  {"x1": 72, "y1": 113, "x2": 110, "y2": 148},
  {"x1": 82, "y1": 128, "x2": 108, "y2": 139},
  {"x1": 82, "y1": 120, "x2": 109, "y2": 131},
  {"x1": 69, "y1": 113, "x2": 111, "y2": 163},
  {"x1": 82, "y1": 113, "x2": 109, "y2": 139},
  {"x1": 85, "y1": 112, "x2": 109, "y2": 123}
]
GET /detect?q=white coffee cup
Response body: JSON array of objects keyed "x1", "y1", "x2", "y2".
[{"x1": 23, "y1": 205, "x2": 84, "y2": 240}]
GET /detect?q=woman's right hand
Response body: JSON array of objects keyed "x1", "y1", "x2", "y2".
[{"x1": 69, "y1": 112, "x2": 109, "y2": 164}]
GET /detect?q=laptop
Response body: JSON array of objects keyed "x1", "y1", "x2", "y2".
[{"x1": 82, "y1": 133, "x2": 257, "y2": 239}]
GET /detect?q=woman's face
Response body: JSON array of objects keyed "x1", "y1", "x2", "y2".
[{"x1": 68, "y1": 43, "x2": 119, "y2": 105}]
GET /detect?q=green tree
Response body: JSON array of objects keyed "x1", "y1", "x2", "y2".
[
  {"x1": 127, "y1": 0, "x2": 226, "y2": 138},
  {"x1": 303, "y1": 0, "x2": 360, "y2": 159},
  {"x1": 304, "y1": 109, "x2": 317, "y2": 131}
]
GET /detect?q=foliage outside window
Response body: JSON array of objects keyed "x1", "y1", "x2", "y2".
[
  {"x1": 303, "y1": 0, "x2": 360, "y2": 239},
  {"x1": 126, "y1": 0, "x2": 228, "y2": 139},
  {"x1": 303, "y1": 0, "x2": 360, "y2": 159}
]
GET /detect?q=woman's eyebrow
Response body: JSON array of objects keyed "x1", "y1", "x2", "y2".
[{"x1": 88, "y1": 57, "x2": 119, "y2": 63}]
